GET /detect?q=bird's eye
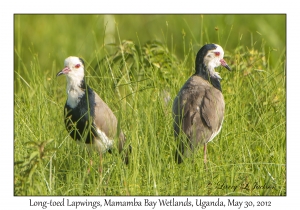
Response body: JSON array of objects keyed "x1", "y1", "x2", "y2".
[
  {"x1": 75, "y1": 64, "x2": 80, "y2": 68},
  {"x1": 214, "y1": 52, "x2": 220, "y2": 56}
]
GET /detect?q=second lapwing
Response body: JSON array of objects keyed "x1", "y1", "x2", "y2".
[{"x1": 172, "y1": 44, "x2": 231, "y2": 164}]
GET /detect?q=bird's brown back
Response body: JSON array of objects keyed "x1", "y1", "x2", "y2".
[{"x1": 173, "y1": 75, "x2": 225, "y2": 148}]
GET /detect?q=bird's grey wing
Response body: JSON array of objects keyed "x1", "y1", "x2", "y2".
[
  {"x1": 93, "y1": 92, "x2": 118, "y2": 139},
  {"x1": 93, "y1": 92, "x2": 127, "y2": 153},
  {"x1": 200, "y1": 88, "x2": 225, "y2": 132}
]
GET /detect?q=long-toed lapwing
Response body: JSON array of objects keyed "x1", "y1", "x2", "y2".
[
  {"x1": 173, "y1": 44, "x2": 231, "y2": 164},
  {"x1": 57, "y1": 56, "x2": 128, "y2": 170}
]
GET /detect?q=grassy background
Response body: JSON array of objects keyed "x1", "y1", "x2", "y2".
[{"x1": 14, "y1": 14, "x2": 286, "y2": 196}]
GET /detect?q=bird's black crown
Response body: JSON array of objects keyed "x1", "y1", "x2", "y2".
[
  {"x1": 194, "y1": 44, "x2": 222, "y2": 91},
  {"x1": 79, "y1": 57, "x2": 85, "y2": 67},
  {"x1": 195, "y1": 44, "x2": 217, "y2": 71}
]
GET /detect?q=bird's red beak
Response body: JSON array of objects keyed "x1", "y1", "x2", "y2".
[
  {"x1": 56, "y1": 66, "x2": 71, "y2": 77},
  {"x1": 220, "y1": 59, "x2": 231, "y2": 71}
]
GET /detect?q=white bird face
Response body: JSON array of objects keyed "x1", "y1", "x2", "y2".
[
  {"x1": 203, "y1": 44, "x2": 230, "y2": 70},
  {"x1": 57, "y1": 56, "x2": 85, "y2": 82},
  {"x1": 57, "y1": 56, "x2": 86, "y2": 108}
]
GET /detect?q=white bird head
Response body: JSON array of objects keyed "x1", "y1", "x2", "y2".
[
  {"x1": 56, "y1": 56, "x2": 85, "y2": 83},
  {"x1": 196, "y1": 44, "x2": 231, "y2": 79},
  {"x1": 203, "y1": 44, "x2": 230, "y2": 70},
  {"x1": 57, "y1": 56, "x2": 87, "y2": 108}
]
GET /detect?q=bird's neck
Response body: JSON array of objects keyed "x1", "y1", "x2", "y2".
[
  {"x1": 195, "y1": 63, "x2": 222, "y2": 92},
  {"x1": 66, "y1": 77, "x2": 87, "y2": 108}
]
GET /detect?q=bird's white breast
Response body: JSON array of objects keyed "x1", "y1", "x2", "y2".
[{"x1": 66, "y1": 79, "x2": 85, "y2": 108}]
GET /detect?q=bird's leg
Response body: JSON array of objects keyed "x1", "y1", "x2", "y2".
[
  {"x1": 85, "y1": 143, "x2": 93, "y2": 173},
  {"x1": 203, "y1": 143, "x2": 208, "y2": 164},
  {"x1": 98, "y1": 152, "x2": 103, "y2": 173},
  {"x1": 87, "y1": 159, "x2": 93, "y2": 174}
]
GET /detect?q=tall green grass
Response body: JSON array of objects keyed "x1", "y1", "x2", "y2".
[{"x1": 14, "y1": 15, "x2": 286, "y2": 196}]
